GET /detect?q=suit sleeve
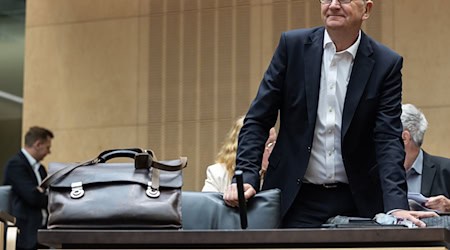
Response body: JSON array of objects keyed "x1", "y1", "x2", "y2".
[
  {"x1": 374, "y1": 55, "x2": 409, "y2": 212},
  {"x1": 3, "y1": 157, "x2": 48, "y2": 209},
  {"x1": 236, "y1": 33, "x2": 286, "y2": 190}
]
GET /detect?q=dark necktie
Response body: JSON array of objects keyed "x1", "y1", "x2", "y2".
[
  {"x1": 38, "y1": 165, "x2": 47, "y2": 180},
  {"x1": 37, "y1": 164, "x2": 48, "y2": 226}
]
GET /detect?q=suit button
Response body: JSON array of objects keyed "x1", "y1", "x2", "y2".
[
  {"x1": 297, "y1": 178, "x2": 301, "y2": 185},
  {"x1": 307, "y1": 146, "x2": 311, "y2": 152}
]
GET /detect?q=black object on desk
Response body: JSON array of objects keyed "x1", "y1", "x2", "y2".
[{"x1": 235, "y1": 170, "x2": 248, "y2": 229}]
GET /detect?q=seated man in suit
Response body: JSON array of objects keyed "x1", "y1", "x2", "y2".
[{"x1": 401, "y1": 104, "x2": 450, "y2": 213}]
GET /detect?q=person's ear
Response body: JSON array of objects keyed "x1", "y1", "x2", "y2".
[
  {"x1": 33, "y1": 139, "x2": 44, "y2": 150},
  {"x1": 362, "y1": 0, "x2": 373, "y2": 20},
  {"x1": 402, "y1": 130, "x2": 410, "y2": 144}
]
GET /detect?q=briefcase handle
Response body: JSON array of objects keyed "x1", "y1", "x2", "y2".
[
  {"x1": 98, "y1": 148, "x2": 187, "y2": 171},
  {"x1": 39, "y1": 148, "x2": 187, "y2": 192},
  {"x1": 98, "y1": 148, "x2": 150, "y2": 163}
]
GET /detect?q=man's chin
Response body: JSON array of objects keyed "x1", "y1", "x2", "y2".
[
  {"x1": 325, "y1": 22, "x2": 344, "y2": 30},
  {"x1": 325, "y1": 16, "x2": 345, "y2": 25}
]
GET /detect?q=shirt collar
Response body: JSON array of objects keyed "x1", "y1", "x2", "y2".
[
  {"x1": 323, "y1": 29, "x2": 361, "y2": 59},
  {"x1": 21, "y1": 148, "x2": 39, "y2": 169},
  {"x1": 410, "y1": 149, "x2": 424, "y2": 175}
]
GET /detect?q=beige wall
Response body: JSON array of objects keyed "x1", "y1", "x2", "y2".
[{"x1": 23, "y1": 0, "x2": 450, "y2": 191}]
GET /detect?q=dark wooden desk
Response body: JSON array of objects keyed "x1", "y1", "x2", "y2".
[{"x1": 39, "y1": 227, "x2": 450, "y2": 249}]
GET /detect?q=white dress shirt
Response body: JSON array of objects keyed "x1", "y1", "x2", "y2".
[
  {"x1": 21, "y1": 148, "x2": 42, "y2": 184},
  {"x1": 303, "y1": 30, "x2": 361, "y2": 185}
]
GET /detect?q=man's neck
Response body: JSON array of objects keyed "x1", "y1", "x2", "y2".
[
  {"x1": 23, "y1": 146, "x2": 38, "y2": 162},
  {"x1": 326, "y1": 28, "x2": 360, "y2": 52},
  {"x1": 404, "y1": 147, "x2": 420, "y2": 171}
]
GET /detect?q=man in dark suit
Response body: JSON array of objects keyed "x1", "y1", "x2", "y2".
[
  {"x1": 2, "y1": 126, "x2": 53, "y2": 250},
  {"x1": 224, "y1": 0, "x2": 436, "y2": 227},
  {"x1": 401, "y1": 104, "x2": 450, "y2": 213}
]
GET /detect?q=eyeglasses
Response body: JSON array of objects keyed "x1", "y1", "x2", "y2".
[{"x1": 319, "y1": 0, "x2": 353, "y2": 4}]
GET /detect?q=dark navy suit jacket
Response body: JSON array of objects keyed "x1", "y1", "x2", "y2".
[
  {"x1": 3, "y1": 151, "x2": 48, "y2": 249},
  {"x1": 421, "y1": 151, "x2": 450, "y2": 198},
  {"x1": 236, "y1": 26, "x2": 409, "y2": 218}
]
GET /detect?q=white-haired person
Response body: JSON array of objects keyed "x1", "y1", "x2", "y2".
[{"x1": 401, "y1": 103, "x2": 450, "y2": 213}]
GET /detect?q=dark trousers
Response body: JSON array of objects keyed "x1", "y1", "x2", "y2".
[{"x1": 281, "y1": 183, "x2": 358, "y2": 228}]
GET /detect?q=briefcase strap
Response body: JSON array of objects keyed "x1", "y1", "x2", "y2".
[{"x1": 39, "y1": 148, "x2": 187, "y2": 192}]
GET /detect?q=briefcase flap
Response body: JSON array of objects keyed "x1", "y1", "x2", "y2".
[{"x1": 48, "y1": 162, "x2": 182, "y2": 188}]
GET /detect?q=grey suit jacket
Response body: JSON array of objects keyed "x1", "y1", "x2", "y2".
[{"x1": 421, "y1": 151, "x2": 450, "y2": 198}]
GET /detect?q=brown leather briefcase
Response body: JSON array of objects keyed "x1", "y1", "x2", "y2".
[{"x1": 40, "y1": 148, "x2": 187, "y2": 229}]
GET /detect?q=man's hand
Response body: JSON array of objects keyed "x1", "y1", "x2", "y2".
[
  {"x1": 223, "y1": 183, "x2": 256, "y2": 207},
  {"x1": 425, "y1": 195, "x2": 450, "y2": 212},
  {"x1": 391, "y1": 209, "x2": 439, "y2": 227}
]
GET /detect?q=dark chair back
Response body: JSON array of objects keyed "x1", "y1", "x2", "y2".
[
  {"x1": 181, "y1": 189, "x2": 281, "y2": 230},
  {"x1": 0, "y1": 186, "x2": 12, "y2": 214}
]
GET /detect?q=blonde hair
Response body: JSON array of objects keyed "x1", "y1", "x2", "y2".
[{"x1": 216, "y1": 116, "x2": 245, "y2": 179}]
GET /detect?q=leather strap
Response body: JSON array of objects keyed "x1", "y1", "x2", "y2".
[{"x1": 39, "y1": 149, "x2": 187, "y2": 192}]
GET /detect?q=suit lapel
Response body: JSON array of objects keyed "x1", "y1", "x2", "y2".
[
  {"x1": 421, "y1": 151, "x2": 436, "y2": 197},
  {"x1": 18, "y1": 151, "x2": 41, "y2": 184},
  {"x1": 342, "y1": 32, "x2": 375, "y2": 138},
  {"x1": 304, "y1": 28, "x2": 324, "y2": 125}
]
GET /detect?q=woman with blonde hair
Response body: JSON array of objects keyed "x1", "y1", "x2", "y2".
[
  {"x1": 202, "y1": 116, "x2": 277, "y2": 192},
  {"x1": 202, "y1": 116, "x2": 245, "y2": 193}
]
